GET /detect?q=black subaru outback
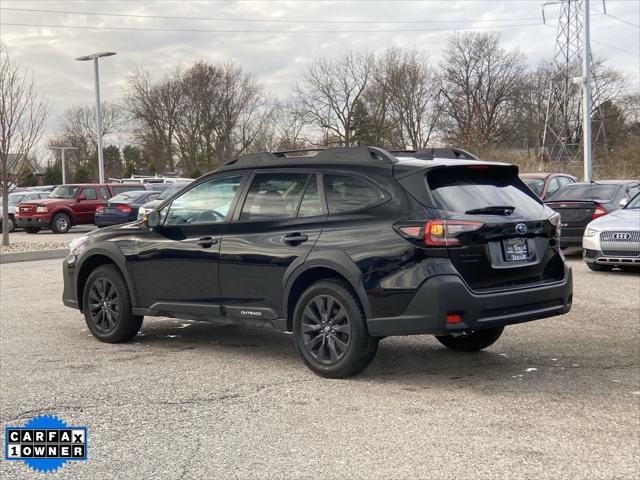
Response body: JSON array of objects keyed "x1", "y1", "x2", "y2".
[{"x1": 62, "y1": 147, "x2": 572, "y2": 378}]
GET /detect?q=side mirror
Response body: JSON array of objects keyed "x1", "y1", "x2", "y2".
[
  {"x1": 145, "y1": 210, "x2": 161, "y2": 229},
  {"x1": 78, "y1": 195, "x2": 87, "y2": 201},
  {"x1": 619, "y1": 198, "x2": 630, "y2": 208}
]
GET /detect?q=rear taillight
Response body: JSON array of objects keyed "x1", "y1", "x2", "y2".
[
  {"x1": 117, "y1": 204, "x2": 132, "y2": 214},
  {"x1": 396, "y1": 220, "x2": 483, "y2": 246},
  {"x1": 592, "y1": 205, "x2": 607, "y2": 219},
  {"x1": 96, "y1": 205, "x2": 104, "y2": 213}
]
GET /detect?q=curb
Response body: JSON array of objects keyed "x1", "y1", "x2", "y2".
[{"x1": 0, "y1": 249, "x2": 69, "y2": 264}]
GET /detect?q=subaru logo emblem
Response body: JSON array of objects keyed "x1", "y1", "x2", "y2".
[{"x1": 516, "y1": 223, "x2": 528, "y2": 234}]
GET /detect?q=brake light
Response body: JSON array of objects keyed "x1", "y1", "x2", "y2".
[
  {"x1": 592, "y1": 205, "x2": 607, "y2": 219},
  {"x1": 446, "y1": 313, "x2": 463, "y2": 324},
  {"x1": 96, "y1": 205, "x2": 104, "y2": 213},
  {"x1": 425, "y1": 220, "x2": 483, "y2": 246},
  {"x1": 395, "y1": 220, "x2": 483, "y2": 246},
  {"x1": 117, "y1": 204, "x2": 132, "y2": 214}
]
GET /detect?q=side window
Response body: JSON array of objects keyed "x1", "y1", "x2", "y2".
[
  {"x1": 298, "y1": 175, "x2": 322, "y2": 218},
  {"x1": 240, "y1": 173, "x2": 309, "y2": 221},
  {"x1": 100, "y1": 187, "x2": 110, "y2": 199},
  {"x1": 626, "y1": 184, "x2": 640, "y2": 198},
  {"x1": 546, "y1": 177, "x2": 561, "y2": 196},
  {"x1": 323, "y1": 173, "x2": 386, "y2": 214},
  {"x1": 81, "y1": 188, "x2": 97, "y2": 200},
  {"x1": 164, "y1": 175, "x2": 243, "y2": 226},
  {"x1": 558, "y1": 176, "x2": 573, "y2": 186}
]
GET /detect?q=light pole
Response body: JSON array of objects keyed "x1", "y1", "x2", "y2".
[
  {"x1": 75, "y1": 51, "x2": 116, "y2": 184},
  {"x1": 582, "y1": 0, "x2": 592, "y2": 182},
  {"x1": 49, "y1": 146, "x2": 78, "y2": 185}
]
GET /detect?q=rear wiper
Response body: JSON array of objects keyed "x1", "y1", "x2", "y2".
[{"x1": 465, "y1": 205, "x2": 515, "y2": 215}]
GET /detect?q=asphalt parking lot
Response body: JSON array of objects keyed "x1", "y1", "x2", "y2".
[
  {"x1": 0, "y1": 257, "x2": 638, "y2": 479},
  {"x1": 7, "y1": 225, "x2": 96, "y2": 245}
]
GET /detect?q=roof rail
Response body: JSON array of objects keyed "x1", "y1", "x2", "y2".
[
  {"x1": 222, "y1": 146, "x2": 397, "y2": 169},
  {"x1": 389, "y1": 147, "x2": 478, "y2": 160}
]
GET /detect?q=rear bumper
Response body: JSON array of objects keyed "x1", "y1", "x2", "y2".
[
  {"x1": 94, "y1": 214, "x2": 130, "y2": 227},
  {"x1": 367, "y1": 265, "x2": 573, "y2": 336},
  {"x1": 15, "y1": 213, "x2": 52, "y2": 227}
]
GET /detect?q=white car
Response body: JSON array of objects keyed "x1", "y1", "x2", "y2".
[{"x1": 583, "y1": 193, "x2": 640, "y2": 271}]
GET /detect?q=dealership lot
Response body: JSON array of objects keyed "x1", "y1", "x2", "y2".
[{"x1": 0, "y1": 257, "x2": 638, "y2": 479}]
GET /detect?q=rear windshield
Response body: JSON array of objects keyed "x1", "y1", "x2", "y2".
[
  {"x1": 427, "y1": 167, "x2": 543, "y2": 215},
  {"x1": 111, "y1": 184, "x2": 145, "y2": 194},
  {"x1": 109, "y1": 193, "x2": 137, "y2": 203},
  {"x1": 545, "y1": 184, "x2": 618, "y2": 202}
]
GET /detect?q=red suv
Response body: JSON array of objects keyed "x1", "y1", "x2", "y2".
[{"x1": 15, "y1": 183, "x2": 146, "y2": 234}]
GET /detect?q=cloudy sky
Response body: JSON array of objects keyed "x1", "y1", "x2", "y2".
[{"x1": 1, "y1": 0, "x2": 638, "y2": 156}]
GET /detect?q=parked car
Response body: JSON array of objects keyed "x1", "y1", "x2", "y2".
[
  {"x1": 95, "y1": 190, "x2": 161, "y2": 228},
  {"x1": 582, "y1": 193, "x2": 640, "y2": 271},
  {"x1": 544, "y1": 180, "x2": 640, "y2": 247},
  {"x1": 520, "y1": 173, "x2": 577, "y2": 199},
  {"x1": 136, "y1": 182, "x2": 191, "y2": 220},
  {"x1": 62, "y1": 147, "x2": 572, "y2": 378},
  {"x1": 0, "y1": 191, "x2": 50, "y2": 232},
  {"x1": 15, "y1": 183, "x2": 146, "y2": 234}
]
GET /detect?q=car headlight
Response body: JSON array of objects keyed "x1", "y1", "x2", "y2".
[
  {"x1": 584, "y1": 227, "x2": 599, "y2": 237},
  {"x1": 36, "y1": 206, "x2": 48, "y2": 213},
  {"x1": 69, "y1": 235, "x2": 89, "y2": 252}
]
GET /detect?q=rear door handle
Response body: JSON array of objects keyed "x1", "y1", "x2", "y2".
[
  {"x1": 197, "y1": 236, "x2": 218, "y2": 248},
  {"x1": 284, "y1": 233, "x2": 309, "y2": 245}
]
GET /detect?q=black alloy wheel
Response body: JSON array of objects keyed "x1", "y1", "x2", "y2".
[
  {"x1": 301, "y1": 294, "x2": 352, "y2": 364},
  {"x1": 82, "y1": 265, "x2": 143, "y2": 343},
  {"x1": 87, "y1": 277, "x2": 120, "y2": 334}
]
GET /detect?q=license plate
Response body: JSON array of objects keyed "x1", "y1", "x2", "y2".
[{"x1": 503, "y1": 238, "x2": 529, "y2": 262}]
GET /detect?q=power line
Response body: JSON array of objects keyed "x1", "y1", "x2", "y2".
[
  {"x1": 591, "y1": 39, "x2": 640, "y2": 57},
  {"x1": 0, "y1": 7, "x2": 541, "y2": 25},
  {"x1": 0, "y1": 21, "x2": 546, "y2": 34},
  {"x1": 604, "y1": 12, "x2": 640, "y2": 29}
]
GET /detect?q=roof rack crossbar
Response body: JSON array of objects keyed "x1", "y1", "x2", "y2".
[{"x1": 390, "y1": 147, "x2": 478, "y2": 161}]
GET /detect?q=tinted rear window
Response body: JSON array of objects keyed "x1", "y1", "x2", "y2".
[
  {"x1": 546, "y1": 184, "x2": 618, "y2": 202},
  {"x1": 324, "y1": 174, "x2": 387, "y2": 214},
  {"x1": 427, "y1": 167, "x2": 543, "y2": 215},
  {"x1": 112, "y1": 184, "x2": 145, "y2": 194}
]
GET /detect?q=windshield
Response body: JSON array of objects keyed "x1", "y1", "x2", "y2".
[
  {"x1": 3, "y1": 193, "x2": 26, "y2": 206},
  {"x1": 625, "y1": 193, "x2": 640, "y2": 209},
  {"x1": 50, "y1": 186, "x2": 79, "y2": 199},
  {"x1": 522, "y1": 178, "x2": 545, "y2": 196},
  {"x1": 158, "y1": 183, "x2": 184, "y2": 200},
  {"x1": 427, "y1": 167, "x2": 543, "y2": 216},
  {"x1": 546, "y1": 184, "x2": 618, "y2": 202}
]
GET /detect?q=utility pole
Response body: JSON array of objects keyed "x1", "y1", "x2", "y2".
[
  {"x1": 541, "y1": 0, "x2": 603, "y2": 178},
  {"x1": 582, "y1": 0, "x2": 592, "y2": 182},
  {"x1": 75, "y1": 52, "x2": 116, "y2": 184},
  {"x1": 49, "y1": 146, "x2": 78, "y2": 185}
]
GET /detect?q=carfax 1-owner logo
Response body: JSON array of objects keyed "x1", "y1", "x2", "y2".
[{"x1": 4, "y1": 415, "x2": 88, "y2": 473}]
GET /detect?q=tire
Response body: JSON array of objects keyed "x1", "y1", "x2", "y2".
[
  {"x1": 82, "y1": 265, "x2": 143, "y2": 343},
  {"x1": 51, "y1": 212, "x2": 71, "y2": 234},
  {"x1": 23, "y1": 227, "x2": 41, "y2": 234},
  {"x1": 587, "y1": 262, "x2": 612, "y2": 272},
  {"x1": 435, "y1": 326, "x2": 504, "y2": 352},
  {"x1": 293, "y1": 279, "x2": 378, "y2": 378},
  {"x1": 0, "y1": 216, "x2": 15, "y2": 233}
]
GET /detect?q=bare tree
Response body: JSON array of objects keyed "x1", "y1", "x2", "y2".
[
  {"x1": 382, "y1": 47, "x2": 441, "y2": 149},
  {"x1": 53, "y1": 102, "x2": 122, "y2": 176},
  {"x1": 127, "y1": 68, "x2": 182, "y2": 173},
  {"x1": 295, "y1": 52, "x2": 374, "y2": 146},
  {"x1": 439, "y1": 32, "x2": 526, "y2": 151},
  {"x1": 0, "y1": 45, "x2": 48, "y2": 245}
]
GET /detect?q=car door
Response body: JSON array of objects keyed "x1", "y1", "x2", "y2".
[
  {"x1": 129, "y1": 174, "x2": 246, "y2": 317},
  {"x1": 75, "y1": 187, "x2": 102, "y2": 223},
  {"x1": 218, "y1": 171, "x2": 326, "y2": 320}
]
